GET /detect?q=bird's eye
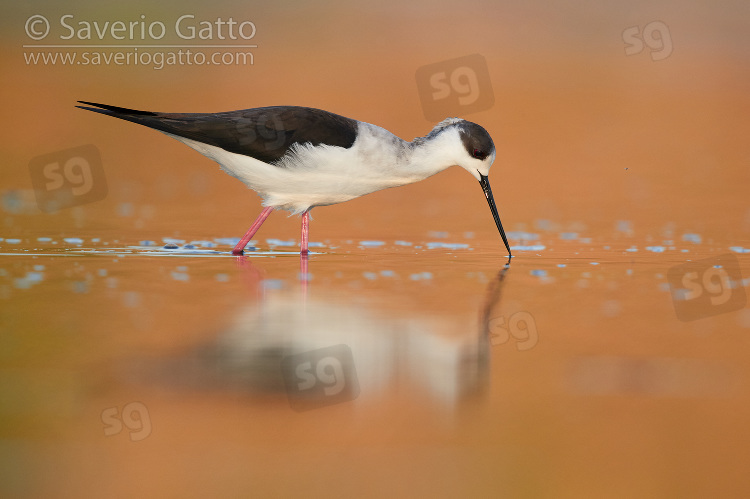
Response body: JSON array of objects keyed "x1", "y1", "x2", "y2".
[{"x1": 473, "y1": 149, "x2": 484, "y2": 159}]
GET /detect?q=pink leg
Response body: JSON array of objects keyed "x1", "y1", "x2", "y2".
[
  {"x1": 300, "y1": 251, "x2": 309, "y2": 298},
  {"x1": 300, "y1": 211, "x2": 310, "y2": 255},
  {"x1": 232, "y1": 206, "x2": 273, "y2": 255}
]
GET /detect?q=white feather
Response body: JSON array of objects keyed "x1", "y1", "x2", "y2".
[{"x1": 161, "y1": 119, "x2": 493, "y2": 214}]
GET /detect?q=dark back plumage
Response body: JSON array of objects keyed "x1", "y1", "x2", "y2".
[{"x1": 76, "y1": 102, "x2": 359, "y2": 163}]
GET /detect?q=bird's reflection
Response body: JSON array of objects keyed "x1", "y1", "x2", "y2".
[{"x1": 151, "y1": 260, "x2": 511, "y2": 411}]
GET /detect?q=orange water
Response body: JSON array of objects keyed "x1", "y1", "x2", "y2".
[{"x1": 3, "y1": 1, "x2": 750, "y2": 497}]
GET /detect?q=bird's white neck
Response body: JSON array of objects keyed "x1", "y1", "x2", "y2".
[
  {"x1": 356, "y1": 123, "x2": 461, "y2": 185},
  {"x1": 404, "y1": 128, "x2": 463, "y2": 181}
]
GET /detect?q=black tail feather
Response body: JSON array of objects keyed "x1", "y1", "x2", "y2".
[{"x1": 76, "y1": 101, "x2": 157, "y2": 116}]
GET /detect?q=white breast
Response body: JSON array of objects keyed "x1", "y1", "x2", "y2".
[{"x1": 161, "y1": 123, "x2": 414, "y2": 214}]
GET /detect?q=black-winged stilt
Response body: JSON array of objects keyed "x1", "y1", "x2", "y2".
[{"x1": 76, "y1": 102, "x2": 512, "y2": 257}]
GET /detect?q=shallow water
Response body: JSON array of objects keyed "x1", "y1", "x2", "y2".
[
  {"x1": 4, "y1": 0, "x2": 750, "y2": 493},
  {"x1": 2, "y1": 229, "x2": 749, "y2": 497}
]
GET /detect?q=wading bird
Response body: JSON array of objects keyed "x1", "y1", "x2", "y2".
[{"x1": 77, "y1": 102, "x2": 512, "y2": 257}]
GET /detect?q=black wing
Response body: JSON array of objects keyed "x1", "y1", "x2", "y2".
[{"x1": 76, "y1": 101, "x2": 359, "y2": 163}]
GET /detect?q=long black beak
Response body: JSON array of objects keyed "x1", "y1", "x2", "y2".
[{"x1": 479, "y1": 174, "x2": 512, "y2": 258}]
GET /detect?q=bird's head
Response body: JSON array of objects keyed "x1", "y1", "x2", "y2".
[
  {"x1": 427, "y1": 118, "x2": 511, "y2": 258},
  {"x1": 423, "y1": 118, "x2": 496, "y2": 179},
  {"x1": 458, "y1": 121, "x2": 496, "y2": 180}
]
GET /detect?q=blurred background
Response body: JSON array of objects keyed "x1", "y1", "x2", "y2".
[
  {"x1": 3, "y1": 0, "x2": 748, "y2": 240},
  {"x1": 2, "y1": 0, "x2": 750, "y2": 497}
]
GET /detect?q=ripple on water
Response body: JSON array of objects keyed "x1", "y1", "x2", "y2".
[
  {"x1": 426, "y1": 242, "x2": 470, "y2": 250},
  {"x1": 214, "y1": 237, "x2": 242, "y2": 246},
  {"x1": 507, "y1": 231, "x2": 539, "y2": 240},
  {"x1": 189, "y1": 240, "x2": 216, "y2": 248},
  {"x1": 266, "y1": 239, "x2": 296, "y2": 246},
  {"x1": 682, "y1": 233, "x2": 702, "y2": 244},
  {"x1": 511, "y1": 244, "x2": 546, "y2": 251}
]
